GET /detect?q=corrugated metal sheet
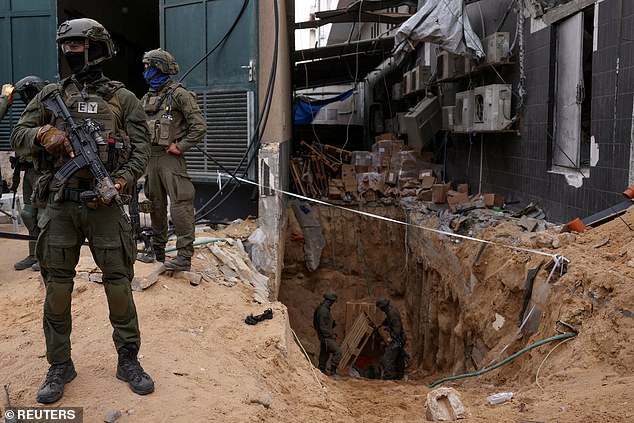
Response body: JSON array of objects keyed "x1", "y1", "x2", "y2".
[{"x1": 185, "y1": 90, "x2": 253, "y2": 181}]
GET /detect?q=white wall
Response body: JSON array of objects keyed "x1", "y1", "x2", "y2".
[{"x1": 295, "y1": 0, "x2": 338, "y2": 50}]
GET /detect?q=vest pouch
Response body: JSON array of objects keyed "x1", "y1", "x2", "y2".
[
  {"x1": 146, "y1": 119, "x2": 159, "y2": 145},
  {"x1": 158, "y1": 115, "x2": 175, "y2": 146},
  {"x1": 158, "y1": 114, "x2": 175, "y2": 147},
  {"x1": 32, "y1": 173, "x2": 54, "y2": 209}
]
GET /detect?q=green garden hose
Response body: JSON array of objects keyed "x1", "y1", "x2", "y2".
[{"x1": 429, "y1": 331, "x2": 578, "y2": 388}]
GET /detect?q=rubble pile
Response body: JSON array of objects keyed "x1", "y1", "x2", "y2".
[{"x1": 292, "y1": 133, "x2": 512, "y2": 220}]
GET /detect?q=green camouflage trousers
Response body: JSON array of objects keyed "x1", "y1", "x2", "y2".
[
  {"x1": 145, "y1": 151, "x2": 195, "y2": 257},
  {"x1": 36, "y1": 197, "x2": 141, "y2": 365},
  {"x1": 22, "y1": 167, "x2": 43, "y2": 256}
]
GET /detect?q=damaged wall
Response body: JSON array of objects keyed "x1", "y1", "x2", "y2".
[{"x1": 439, "y1": 0, "x2": 632, "y2": 223}]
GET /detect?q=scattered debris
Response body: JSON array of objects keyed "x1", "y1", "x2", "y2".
[
  {"x1": 492, "y1": 313, "x2": 505, "y2": 331},
  {"x1": 593, "y1": 237, "x2": 610, "y2": 249},
  {"x1": 209, "y1": 239, "x2": 269, "y2": 303},
  {"x1": 486, "y1": 392, "x2": 513, "y2": 405},
  {"x1": 425, "y1": 387, "x2": 467, "y2": 421},
  {"x1": 518, "y1": 215, "x2": 538, "y2": 232},
  {"x1": 104, "y1": 410, "x2": 122, "y2": 423},
  {"x1": 248, "y1": 393, "x2": 271, "y2": 409},
  {"x1": 245, "y1": 308, "x2": 273, "y2": 325},
  {"x1": 131, "y1": 263, "x2": 166, "y2": 292}
]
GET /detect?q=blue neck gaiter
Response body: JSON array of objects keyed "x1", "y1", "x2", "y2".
[{"x1": 143, "y1": 67, "x2": 170, "y2": 89}]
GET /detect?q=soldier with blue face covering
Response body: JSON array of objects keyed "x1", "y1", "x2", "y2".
[{"x1": 139, "y1": 49, "x2": 205, "y2": 270}]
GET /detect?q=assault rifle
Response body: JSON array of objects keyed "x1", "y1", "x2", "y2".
[
  {"x1": 41, "y1": 89, "x2": 129, "y2": 223},
  {"x1": 129, "y1": 182, "x2": 155, "y2": 262}
]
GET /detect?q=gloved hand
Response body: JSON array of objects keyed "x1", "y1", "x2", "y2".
[
  {"x1": 36, "y1": 125, "x2": 72, "y2": 155},
  {"x1": 113, "y1": 177, "x2": 127, "y2": 191}
]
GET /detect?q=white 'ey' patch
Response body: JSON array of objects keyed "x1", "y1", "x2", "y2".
[{"x1": 78, "y1": 102, "x2": 98, "y2": 113}]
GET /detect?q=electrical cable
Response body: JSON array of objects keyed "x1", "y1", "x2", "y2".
[{"x1": 193, "y1": 0, "x2": 279, "y2": 221}]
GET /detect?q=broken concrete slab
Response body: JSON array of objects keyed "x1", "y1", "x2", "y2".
[
  {"x1": 171, "y1": 270, "x2": 202, "y2": 286},
  {"x1": 532, "y1": 233, "x2": 553, "y2": 249},
  {"x1": 553, "y1": 233, "x2": 576, "y2": 249},
  {"x1": 131, "y1": 262, "x2": 166, "y2": 292},
  {"x1": 209, "y1": 242, "x2": 269, "y2": 303},
  {"x1": 425, "y1": 387, "x2": 467, "y2": 421},
  {"x1": 518, "y1": 215, "x2": 538, "y2": 232}
]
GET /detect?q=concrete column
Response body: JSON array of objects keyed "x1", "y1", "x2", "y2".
[{"x1": 258, "y1": 0, "x2": 292, "y2": 300}]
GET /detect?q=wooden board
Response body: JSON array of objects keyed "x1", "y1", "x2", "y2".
[
  {"x1": 337, "y1": 312, "x2": 375, "y2": 375},
  {"x1": 344, "y1": 301, "x2": 384, "y2": 335}
]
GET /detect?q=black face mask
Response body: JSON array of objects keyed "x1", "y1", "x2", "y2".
[{"x1": 65, "y1": 52, "x2": 85, "y2": 74}]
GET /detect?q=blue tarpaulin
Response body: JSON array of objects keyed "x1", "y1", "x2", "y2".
[{"x1": 293, "y1": 89, "x2": 355, "y2": 125}]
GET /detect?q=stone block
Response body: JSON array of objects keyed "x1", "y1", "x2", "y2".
[
  {"x1": 425, "y1": 387, "x2": 467, "y2": 421},
  {"x1": 131, "y1": 262, "x2": 166, "y2": 291}
]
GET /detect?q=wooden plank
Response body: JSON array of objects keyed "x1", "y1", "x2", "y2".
[
  {"x1": 337, "y1": 311, "x2": 375, "y2": 375},
  {"x1": 542, "y1": 0, "x2": 597, "y2": 25}
]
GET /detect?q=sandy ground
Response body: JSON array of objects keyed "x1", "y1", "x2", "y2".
[{"x1": 0, "y1": 210, "x2": 633, "y2": 422}]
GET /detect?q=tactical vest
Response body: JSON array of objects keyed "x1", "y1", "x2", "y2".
[
  {"x1": 52, "y1": 80, "x2": 132, "y2": 180},
  {"x1": 142, "y1": 83, "x2": 192, "y2": 147}
]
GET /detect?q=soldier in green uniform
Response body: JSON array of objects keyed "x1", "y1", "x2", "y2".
[
  {"x1": 12, "y1": 76, "x2": 47, "y2": 271},
  {"x1": 313, "y1": 292, "x2": 342, "y2": 377},
  {"x1": 376, "y1": 298, "x2": 407, "y2": 380},
  {"x1": 139, "y1": 49, "x2": 205, "y2": 271},
  {"x1": 11, "y1": 18, "x2": 154, "y2": 404}
]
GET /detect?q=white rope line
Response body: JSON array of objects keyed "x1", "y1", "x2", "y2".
[{"x1": 225, "y1": 173, "x2": 569, "y2": 261}]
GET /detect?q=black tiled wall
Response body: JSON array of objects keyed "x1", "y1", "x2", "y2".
[{"x1": 444, "y1": 0, "x2": 632, "y2": 223}]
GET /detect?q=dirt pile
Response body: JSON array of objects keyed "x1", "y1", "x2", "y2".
[{"x1": 281, "y1": 203, "x2": 634, "y2": 422}]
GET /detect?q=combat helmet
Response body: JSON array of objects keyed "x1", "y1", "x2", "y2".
[
  {"x1": 376, "y1": 298, "x2": 390, "y2": 309},
  {"x1": 142, "y1": 49, "x2": 180, "y2": 75},
  {"x1": 56, "y1": 18, "x2": 116, "y2": 69},
  {"x1": 323, "y1": 292, "x2": 338, "y2": 302},
  {"x1": 14, "y1": 75, "x2": 47, "y2": 104}
]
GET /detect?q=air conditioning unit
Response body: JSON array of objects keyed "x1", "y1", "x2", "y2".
[
  {"x1": 437, "y1": 51, "x2": 471, "y2": 80},
  {"x1": 473, "y1": 84, "x2": 512, "y2": 131},
  {"x1": 453, "y1": 90, "x2": 475, "y2": 133},
  {"x1": 403, "y1": 96, "x2": 442, "y2": 149},
  {"x1": 442, "y1": 106, "x2": 454, "y2": 130},
  {"x1": 481, "y1": 32, "x2": 510, "y2": 64},
  {"x1": 411, "y1": 65, "x2": 433, "y2": 93}
]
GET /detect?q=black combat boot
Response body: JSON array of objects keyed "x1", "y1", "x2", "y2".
[
  {"x1": 164, "y1": 255, "x2": 191, "y2": 271},
  {"x1": 36, "y1": 359, "x2": 77, "y2": 404},
  {"x1": 154, "y1": 247, "x2": 165, "y2": 263},
  {"x1": 15, "y1": 255, "x2": 38, "y2": 270},
  {"x1": 116, "y1": 344, "x2": 155, "y2": 395},
  {"x1": 138, "y1": 246, "x2": 164, "y2": 263},
  {"x1": 330, "y1": 366, "x2": 341, "y2": 380}
]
